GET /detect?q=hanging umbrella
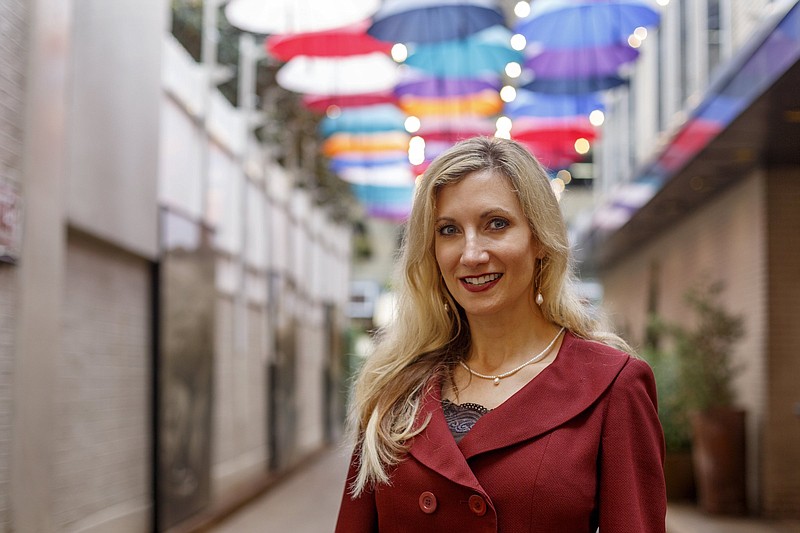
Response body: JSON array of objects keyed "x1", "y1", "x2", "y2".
[
  {"x1": 394, "y1": 72, "x2": 501, "y2": 98},
  {"x1": 398, "y1": 90, "x2": 503, "y2": 117},
  {"x1": 277, "y1": 53, "x2": 400, "y2": 95},
  {"x1": 336, "y1": 164, "x2": 415, "y2": 186},
  {"x1": 513, "y1": 116, "x2": 597, "y2": 140},
  {"x1": 514, "y1": 0, "x2": 661, "y2": 49},
  {"x1": 504, "y1": 89, "x2": 604, "y2": 119},
  {"x1": 404, "y1": 25, "x2": 523, "y2": 77},
  {"x1": 524, "y1": 43, "x2": 639, "y2": 79},
  {"x1": 416, "y1": 115, "x2": 496, "y2": 141},
  {"x1": 225, "y1": 0, "x2": 380, "y2": 35},
  {"x1": 322, "y1": 131, "x2": 410, "y2": 157},
  {"x1": 319, "y1": 104, "x2": 407, "y2": 137},
  {"x1": 266, "y1": 21, "x2": 393, "y2": 61},
  {"x1": 302, "y1": 91, "x2": 399, "y2": 113},
  {"x1": 368, "y1": 0, "x2": 505, "y2": 44},
  {"x1": 522, "y1": 74, "x2": 628, "y2": 94},
  {"x1": 328, "y1": 150, "x2": 410, "y2": 173}
]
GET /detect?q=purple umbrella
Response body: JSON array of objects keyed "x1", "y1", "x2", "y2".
[
  {"x1": 394, "y1": 71, "x2": 501, "y2": 98},
  {"x1": 525, "y1": 43, "x2": 639, "y2": 79}
]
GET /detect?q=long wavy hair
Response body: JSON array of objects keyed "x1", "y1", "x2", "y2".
[{"x1": 347, "y1": 136, "x2": 625, "y2": 495}]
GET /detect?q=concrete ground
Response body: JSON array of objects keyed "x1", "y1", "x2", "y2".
[{"x1": 209, "y1": 444, "x2": 800, "y2": 533}]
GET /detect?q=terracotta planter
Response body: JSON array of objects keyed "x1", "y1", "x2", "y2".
[
  {"x1": 690, "y1": 408, "x2": 747, "y2": 515},
  {"x1": 664, "y1": 451, "x2": 696, "y2": 502}
]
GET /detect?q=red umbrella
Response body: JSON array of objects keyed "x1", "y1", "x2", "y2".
[
  {"x1": 266, "y1": 21, "x2": 393, "y2": 61},
  {"x1": 302, "y1": 91, "x2": 399, "y2": 113}
]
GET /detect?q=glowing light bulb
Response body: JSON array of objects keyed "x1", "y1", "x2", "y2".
[
  {"x1": 404, "y1": 116, "x2": 421, "y2": 133},
  {"x1": 326, "y1": 105, "x2": 342, "y2": 119},
  {"x1": 514, "y1": 1, "x2": 531, "y2": 18},
  {"x1": 510, "y1": 34, "x2": 527, "y2": 51},
  {"x1": 589, "y1": 109, "x2": 605, "y2": 126},
  {"x1": 505, "y1": 62, "x2": 522, "y2": 78},
  {"x1": 500, "y1": 85, "x2": 517, "y2": 103},
  {"x1": 574, "y1": 138, "x2": 591, "y2": 154},
  {"x1": 556, "y1": 169, "x2": 572, "y2": 184},
  {"x1": 628, "y1": 34, "x2": 642, "y2": 48},
  {"x1": 391, "y1": 43, "x2": 408, "y2": 62},
  {"x1": 634, "y1": 26, "x2": 648, "y2": 40},
  {"x1": 495, "y1": 116, "x2": 512, "y2": 132}
]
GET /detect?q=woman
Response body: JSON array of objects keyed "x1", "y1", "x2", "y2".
[{"x1": 336, "y1": 137, "x2": 666, "y2": 532}]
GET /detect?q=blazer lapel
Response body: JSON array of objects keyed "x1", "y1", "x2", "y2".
[
  {"x1": 407, "y1": 380, "x2": 486, "y2": 493},
  {"x1": 458, "y1": 332, "x2": 630, "y2": 460}
]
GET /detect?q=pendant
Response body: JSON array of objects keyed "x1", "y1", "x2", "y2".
[{"x1": 493, "y1": 377, "x2": 500, "y2": 385}]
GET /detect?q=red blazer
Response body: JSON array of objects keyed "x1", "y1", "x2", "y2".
[{"x1": 336, "y1": 332, "x2": 666, "y2": 532}]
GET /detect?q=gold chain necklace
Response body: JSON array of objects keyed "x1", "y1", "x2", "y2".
[{"x1": 459, "y1": 327, "x2": 565, "y2": 386}]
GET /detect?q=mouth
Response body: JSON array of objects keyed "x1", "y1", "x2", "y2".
[{"x1": 461, "y1": 273, "x2": 502, "y2": 287}]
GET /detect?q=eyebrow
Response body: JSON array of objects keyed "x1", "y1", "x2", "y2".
[{"x1": 436, "y1": 208, "x2": 515, "y2": 223}]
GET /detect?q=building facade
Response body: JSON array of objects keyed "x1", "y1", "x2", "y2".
[
  {"x1": 0, "y1": 1, "x2": 352, "y2": 532},
  {"x1": 582, "y1": 0, "x2": 800, "y2": 518}
]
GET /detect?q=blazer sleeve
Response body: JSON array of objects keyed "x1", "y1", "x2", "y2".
[
  {"x1": 334, "y1": 449, "x2": 379, "y2": 533},
  {"x1": 598, "y1": 357, "x2": 667, "y2": 533}
]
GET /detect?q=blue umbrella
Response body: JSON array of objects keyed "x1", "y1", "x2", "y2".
[
  {"x1": 515, "y1": 0, "x2": 660, "y2": 49},
  {"x1": 368, "y1": 0, "x2": 505, "y2": 44},
  {"x1": 522, "y1": 74, "x2": 628, "y2": 94},
  {"x1": 319, "y1": 104, "x2": 408, "y2": 137},
  {"x1": 504, "y1": 90, "x2": 604, "y2": 119},
  {"x1": 404, "y1": 25, "x2": 524, "y2": 77}
]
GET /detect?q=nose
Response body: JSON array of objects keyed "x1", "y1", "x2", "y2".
[{"x1": 461, "y1": 232, "x2": 489, "y2": 266}]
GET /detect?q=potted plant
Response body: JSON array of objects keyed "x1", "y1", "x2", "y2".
[
  {"x1": 642, "y1": 322, "x2": 695, "y2": 502},
  {"x1": 655, "y1": 281, "x2": 747, "y2": 515}
]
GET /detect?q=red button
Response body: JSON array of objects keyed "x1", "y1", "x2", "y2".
[
  {"x1": 419, "y1": 491, "x2": 437, "y2": 514},
  {"x1": 468, "y1": 494, "x2": 487, "y2": 516}
]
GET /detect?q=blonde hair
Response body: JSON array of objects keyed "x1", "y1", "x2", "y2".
[{"x1": 348, "y1": 137, "x2": 625, "y2": 495}]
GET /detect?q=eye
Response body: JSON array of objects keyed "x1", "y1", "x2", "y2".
[
  {"x1": 436, "y1": 224, "x2": 458, "y2": 236},
  {"x1": 488, "y1": 218, "x2": 510, "y2": 230}
]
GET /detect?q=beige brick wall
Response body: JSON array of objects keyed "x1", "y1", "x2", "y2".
[
  {"x1": 54, "y1": 232, "x2": 151, "y2": 532},
  {"x1": 763, "y1": 166, "x2": 800, "y2": 518},
  {"x1": 0, "y1": 0, "x2": 27, "y2": 529},
  {"x1": 599, "y1": 171, "x2": 768, "y2": 512}
]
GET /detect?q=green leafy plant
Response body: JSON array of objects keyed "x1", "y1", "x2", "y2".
[{"x1": 643, "y1": 281, "x2": 745, "y2": 450}]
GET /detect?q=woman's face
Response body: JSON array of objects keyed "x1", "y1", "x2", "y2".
[{"x1": 434, "y1": 169, "x2": 541, "y2": 319}]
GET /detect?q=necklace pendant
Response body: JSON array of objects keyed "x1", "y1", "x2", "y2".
[{"x1": 493, "y1": 377, "x2": 500, "y2": 385}]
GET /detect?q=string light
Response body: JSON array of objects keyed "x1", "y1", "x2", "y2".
[
  {"x1": 510, "y1": 34, "x2": 527, "y2": 51},
  {"x1": 404, "y1": 116, "x2": 421, "y2": 133},
  {"x1": 500, "y1": 85, "x2": 517, "y2": 103},
  {"x1": 505, "y1": 62, "x2": 522, "y2": 78},
  {"x1": 514, "y1": 1, "x2": 531, "y2": 18},
  {"x1": 575, "y1": 138, "x2": 591, "y2": 154},
  {"x1": 391, "y1": 43, "x2": 408, "y2": 62},
  {"x1": 589, "y1": 110, "x2": 605, "y2": 126}
]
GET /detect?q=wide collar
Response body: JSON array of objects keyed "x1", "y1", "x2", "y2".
[{"x1": 406, "y1": 331, "x2": 630, "y2": 491}]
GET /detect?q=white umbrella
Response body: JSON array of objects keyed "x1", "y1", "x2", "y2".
[
  {"x1": 277, "y1": 53, "x2": 400, "y2": 96},
  {"x1": 225, "y1": 0, "x2": 380, "y2": 35}
]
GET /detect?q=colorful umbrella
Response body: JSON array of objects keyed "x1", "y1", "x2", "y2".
[
  {"x1": 328, "y1": 150, "x2": 410, "y2": 172},
  {"x1": 524, "y1": 43, "x2": 639, "y2": 79},
  {"x1": 504, "y1": 90, "x2": 604, "y2": 119},
  {"x1": 322, "y1": 131, "x2": 410, "y2": 157},
  {"x1": 514, "y1": 0, "x2": 660, "y2": 49},
  {"x1": 398, "y1": 89, "x2": 503, "y2": 117},
  {"x1": 302, "y1": 91, "x2": 399, "y2": 113},
  {"x1": 336, "y1": 164, "x2": 415, "y2": 186},
  {"x1": 415, "y1": 115, "x2": 496, "y2": 141},
  {"x1": 368, "y1": 0, "x2": 505, "y2": 44},
  {"x1": 522, "y1": 74, "x2": 628, "y2": 94},
  {"x1": 512, "y1": 117, "x2": 598, "y2": 145},
  {"x1": 319, "y1": 104, "x2": 407, "y2": 137},
  {"x1": 276, "y1": 53, "x2": 400, "y2": 95},
  {"x1": 394, "y1": 72, "x2": 500, "y2": 98},
  {"x1": 225, "y1": 0, "x2": 380, "y2": 34},
  {"x1": 404, "y1": 25, "x2": 523, "y2": 77},
  {"x1": 266, "y1": 21, "x2": 393, "y2": 61}
]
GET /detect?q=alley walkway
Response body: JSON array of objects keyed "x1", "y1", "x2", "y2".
[
  {"x1": 209, "y1": 444, "x2": 800, "y2": 533},
  {"x1": 209, "y1": 444, "x2": 351, "y2": 533}
]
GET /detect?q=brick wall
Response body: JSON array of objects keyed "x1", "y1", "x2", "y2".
[
  {"x1": 0, "y1": 0, "x2": 27, "y2": 529},
  {"x1": 53, "y1": 232, "x2": 151, "y2": 532},
  {"x1": 764, "y1": 166, "x2": 800, "y2": 518},
  {"x1": 599, "y1": 172, "x2": 768, "y2": 512}
]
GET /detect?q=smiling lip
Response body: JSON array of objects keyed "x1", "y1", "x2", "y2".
[{"x1": 460, "y1": 273, "x2": 502, "y2": 293}]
